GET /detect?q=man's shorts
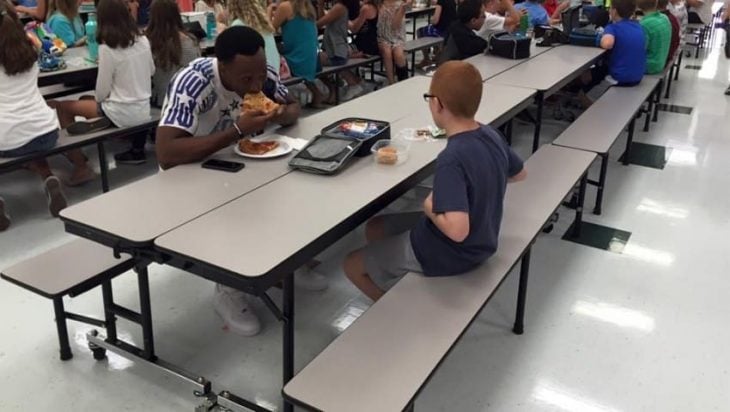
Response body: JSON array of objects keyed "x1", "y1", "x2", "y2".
[{"x1": 362, "y1": 212, "x2": 424, "y2": 290}]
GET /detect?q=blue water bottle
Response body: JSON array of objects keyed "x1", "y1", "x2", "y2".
[
  {"x1": 205, "y1": 12, "x2": 216, "y2": 39},
  {"x1": 85, "y1": 13, "x2": 98, "y2": 61}
]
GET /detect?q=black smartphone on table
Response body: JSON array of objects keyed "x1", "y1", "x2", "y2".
[{"x1": 201, "y1": 159, "x2": 246, "y2": 172}]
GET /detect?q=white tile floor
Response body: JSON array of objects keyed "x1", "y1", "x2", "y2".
[{"x1": 2, "y1": 38, "x2": 729, "y2": 411}]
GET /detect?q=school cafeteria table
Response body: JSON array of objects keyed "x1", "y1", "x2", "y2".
[
  {"x1": 486, "y1": 45, "x2": 605, "y2": 153},
  {"x1": 405, "y1": 6, "x2": 436, "y2": 38},
  {"x1": 149, "y1": 82, "x2": 536, "y2": 412},
  {"x1": 465, "y1": 42, "x2": 555, "y2": 81},
  {"x1": 38, "y1": 47, "x2": 97, "y2": 87}
]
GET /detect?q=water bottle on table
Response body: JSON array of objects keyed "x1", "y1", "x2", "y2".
[
  {"x1": 85, "y1": 13, "x2": 98, "y2": 62},
  {"x1": 206, "y1": 12, "x2": 216, "y2": 39}
]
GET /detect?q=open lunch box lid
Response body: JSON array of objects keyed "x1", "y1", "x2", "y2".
[{"x1": 288, "y1": 118, "x2": 391, "y2": 175}]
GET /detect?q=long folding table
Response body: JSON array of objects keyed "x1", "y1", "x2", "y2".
[
  {"x1": 58, "y1": 74, "x2": 469, "y2": 412},
  {"x1": 147, "y1": 83, "x2": 536, "y2": 411},
  {"x1": 487, "y1": 45, "x2": 606, "y2": 153}
]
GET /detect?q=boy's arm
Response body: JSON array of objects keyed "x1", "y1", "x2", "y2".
[
  {"x1": 503, "y1": 0, "x2": 525, "y2": 31},
  {"x1": 509, "y1": 168, "x2": 527, "y2": 182},
  {"x1": 600, "y1": 34, "x2": 615, "y2": 49},
  {"x1": 506, "y1": 145, "x2": 526, "y2": 183},
  {"x1": 424, "y1": 193, "x2": 470, "y2": 243}
]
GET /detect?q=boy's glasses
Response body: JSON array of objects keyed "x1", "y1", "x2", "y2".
[{"x1": 422, "y1": 93, "x2": 437, "y2": 102}]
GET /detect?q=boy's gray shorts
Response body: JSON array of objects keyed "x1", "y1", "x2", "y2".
[{"x1": 362, "y1": 212, "x2": 424, "y2": 290}]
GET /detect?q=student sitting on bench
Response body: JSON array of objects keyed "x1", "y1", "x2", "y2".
[
  {"x1": 638, "y1": 0, "x2": 671, "y2": 74},
  {"x1": 578, "y1": 0, "x2": 647, "y2": 106},
  {"x1": 440, "y1": 0, "x2": 488, "y2": 62},
  {"x1": 343, "y1": 61, "x2": 527, "y2": 302}
]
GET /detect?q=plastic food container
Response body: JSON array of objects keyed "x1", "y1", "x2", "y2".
[{"x1": 371, "y1": 140, "x2": 409, "y2": 166}]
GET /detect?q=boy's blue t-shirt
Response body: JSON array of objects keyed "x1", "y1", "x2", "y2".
[
  {"x1": 410, "y1": 124, "x2": 524, "y2": 277},
  {"x1": 604, "y1": 19, "x2": 647, "y2": 84},
  {"x1": 514, "y1": 1, "x2": 550, "y2": 27}
]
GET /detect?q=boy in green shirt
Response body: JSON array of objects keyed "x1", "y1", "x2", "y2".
[{"x1": 638, "y1": 0, "x2": 671, "y2": 74}]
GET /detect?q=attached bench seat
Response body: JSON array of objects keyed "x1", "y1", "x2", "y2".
[
  {"x1": 1, "y1": 238, "x2": 133, "y2": 360},
  {"x1": 283, "y1": 145, "x2": 597, "y2": 412},
  {"x1": 552, "y1": 77, "x2": 660, "y2": 215},
  {"x1": 404, "y1": 36, "x2": 444, "y2": 75},
  {"x1": 0, "y1": 109, "x2": 161, "y2": 192}
]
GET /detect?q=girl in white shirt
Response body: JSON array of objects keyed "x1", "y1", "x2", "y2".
[
  {"x1": 49, "y1": 0, "x2": 155, "y2": 185},
  {"x1": 0, "y1": 2, "x2": 67, "y2": 230}
]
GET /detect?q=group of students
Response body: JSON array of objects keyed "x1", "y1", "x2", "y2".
[{"x1": 0, "y1": 0, "x2": 203, "y2": 230}]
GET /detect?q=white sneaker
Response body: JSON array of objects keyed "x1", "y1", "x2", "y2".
[
  {"x1": 295, "y1": 266, "x2": 329, "y2": 291},
  {"x1": 342, "y1": 84, "x2": 365, "y2": 101},
  {"x1": 213, "y1": 285, "x2": 261, "y2": 336}
]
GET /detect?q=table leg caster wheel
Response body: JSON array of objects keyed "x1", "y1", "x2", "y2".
[{"x1": 91, "y1": 347, "x2": 107, "y2": 360}]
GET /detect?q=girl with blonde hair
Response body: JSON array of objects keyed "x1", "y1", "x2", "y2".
[{"x1": 229, "y1": 0, "x2": 280, "y2": 72}]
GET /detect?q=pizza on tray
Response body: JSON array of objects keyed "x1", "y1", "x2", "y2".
[{"x1": 239, "y1": 139, "x2": 280, "y2": 155}]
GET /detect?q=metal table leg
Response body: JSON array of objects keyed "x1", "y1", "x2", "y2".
[{"x1": 513, "y1": 248, "x2": 532, "y2": 335}]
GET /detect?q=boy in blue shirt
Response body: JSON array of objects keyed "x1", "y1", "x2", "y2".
[
  {"x1": 580, "y1": 0, "x2": 647, "y2": 105},
  {"x1": 343, "y1": 61, "x2": 527, "y2": 302},
  {"x1": 514, "y1": 0, "x2": 550, "y2": 27}
]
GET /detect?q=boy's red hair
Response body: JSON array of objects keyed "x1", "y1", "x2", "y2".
[{"x1": 430, "y1": 61, "x2": 483, "y2": 119}]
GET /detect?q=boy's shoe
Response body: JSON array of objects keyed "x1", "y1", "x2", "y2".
[
  {"x1": 725, "y1": 85, "x2": 730, "y2": 96},
  {"x1": 213, "y1": 284, "x2": 261, "y2": 336},
  {"x1": 44, "y1": 176, "x2": 68, "y2": 217},
  {"x1": 0, "y1": 197, "x2": 10, "y2": 231},
  {"x1": 295, "y1": 266, "x2": 329, "y2": 291},
  {"x1": 342, "y1": 84, "x2": 365, "y2": 102},
  {"x1": 114, "y1": 149, "x2": 147, "y2": 165},
  {"x1": 67, "y1": 117, "x2": 112, "y2": 135}
]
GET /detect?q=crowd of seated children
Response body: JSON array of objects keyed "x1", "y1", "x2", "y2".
[
  {"x1": 48, "y1": 0, "x2": 154, "y2": 183},
  {"x1": 343, "y1": 60, "x2": 526, "y2": 302}
]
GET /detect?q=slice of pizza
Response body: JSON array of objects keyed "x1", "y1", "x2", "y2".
[
  {"x1": 242, "y1": 92, "x2": 280, "y2": 115},
  {"x1": 239, "y1": 139, "x2": 280, "y2": 155}
]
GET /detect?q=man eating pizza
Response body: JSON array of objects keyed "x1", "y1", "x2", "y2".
[
  {"x1": 156, "y1": 26, "x2": 299, "y2": 170},
  {"x1": 155, "y1": 26, "x2": 326, "y2": 337}
]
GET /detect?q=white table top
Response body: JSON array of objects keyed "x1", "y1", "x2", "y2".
[
  {"x1": 153, "y1": 112, "x2": 440, "y2": 277},
  {"x1": 154, "y1": 82, "x2": 537, "y2": 278},
  {"x1": 465, "y1": 43, "x2": 555, "y2": 81},
  {"x1": 60, "y1": 76, "x2": 434, "y2": 245},
  {"x1": 38, "y1": 47, "x2": 96, "y2": 79},
  {"x1": 281, "y1": 145, "x2": 598, "y2": 412},
  {"x1": 487, "y1": 45, "x2": 605, "y2": 92}
]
